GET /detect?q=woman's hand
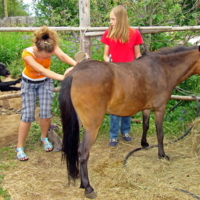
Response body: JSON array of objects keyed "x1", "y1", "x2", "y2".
[{"x1": 64, "y1": 67, "x2": 74, "y2": 77}]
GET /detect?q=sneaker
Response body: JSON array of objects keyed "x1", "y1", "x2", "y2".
[
  {"x1": 122, "y1": 133, "x2": 132, "y2": 142},
  {"x1": 109, "y1": 139, "x2": 118, "y2": 148}
]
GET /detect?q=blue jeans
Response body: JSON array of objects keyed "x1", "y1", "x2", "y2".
[{"x1": 109, "y1": 114, "x2": 131, "y2": 139}]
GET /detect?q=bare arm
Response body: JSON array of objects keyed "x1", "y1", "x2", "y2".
[
  {"x1": 103, "y1": 45, "x2": 110, "y2": 62},
  {"x1": 134, "y1": 45, "x2": 142, "y2": 59},
  {"x1": 23, "y1": 56, "x2": 64, "y2": 81},
  {"x1": 54, "y1": 46, "x2": 77, "y2": 66}
]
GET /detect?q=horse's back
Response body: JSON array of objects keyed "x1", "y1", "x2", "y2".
[{"x1": 64, "y1": 58, "x2": 170, "y2": 118}]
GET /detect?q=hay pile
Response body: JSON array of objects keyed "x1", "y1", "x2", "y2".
[{"x1": 1, "y1": 121, "x2": 200, "y2": 200}]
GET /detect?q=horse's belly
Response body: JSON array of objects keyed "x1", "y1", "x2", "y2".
[{"x1": 107, "y1": 101, "x2": 150, "y2": 116}]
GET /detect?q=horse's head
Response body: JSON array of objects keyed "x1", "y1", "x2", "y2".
[{"x1": 0, "y1": 63, "x2": 10, "y2": 77}]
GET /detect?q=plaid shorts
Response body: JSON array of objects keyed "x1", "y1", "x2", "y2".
[{"x1": 20, "y1": 78, "x2": 54, "y2": 122}]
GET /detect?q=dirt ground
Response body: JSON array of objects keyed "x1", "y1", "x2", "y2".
[{"x1": 0, "y1": 80, "x2": 200, "y2": 200}]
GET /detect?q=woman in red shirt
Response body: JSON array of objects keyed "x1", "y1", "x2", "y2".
[{"x1": 101, "y1": 5, "x2": 143, "y2": 148}]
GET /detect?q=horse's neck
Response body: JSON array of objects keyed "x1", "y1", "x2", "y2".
[{"x1": 163, "y1": 53, "x2": 198, "y2": 87}]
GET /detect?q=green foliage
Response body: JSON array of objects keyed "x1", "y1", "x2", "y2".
[
  {"x1": 0, "y1": 0, "x2": 28, "y2": 18},
  {"x1": 177, "y1": 0, "x2": 200, "y2": 25},
  {"x1": 7, "y1": 58, "x2": 24, "y2": 78},
  {"x1": 175, "y1": 75, "x2": 200, "y2": 94},
  {"x1": 27, "y1": 122, "x2": 41, "y2": 144},
  {"x1": 90, "y1": 0, "x2": 120, "y2": 26},
  {"x1": 34, "y1": 0, "x2": 79, "y2": 26},
  {"x1": 0, "y1": 184, "x2": 10, "y2": 200},
  {"x1": 0, "y1": 168, "x2": 11, "y2": 199},
  {"x1": 31, "y1": 0, "x2": 200, "y2": 53},
  {"x1": 52, "y1": 93, "x2": 60, "y2": 116},
  {"x1": 0, "y1": 148, "x2": 14, "y2": 199},
  {"x1": 0, "y1": 32, "x2": 32, "y2": 65}
]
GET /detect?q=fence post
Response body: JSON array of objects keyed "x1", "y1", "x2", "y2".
[
  {"x1": 3, "y1": 0, "x2": 8, "y2": 17},
  {"x1": 79, "y1": 0, "x2": 92, "y2": 57}
]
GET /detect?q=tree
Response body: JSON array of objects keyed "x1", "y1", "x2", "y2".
[
  {"x1": 126, "y1": 0, "x2": 200, "y2": 51},
  {"x1": 3, "y1": 0, "x2": 8, "y2": 17},
  {"x1": 0, "y1": 0, "x2": 29, "y2": 18},
  {"x1": 34, "y1": 0, "x2": 79, "y2": 26},
  {"x1": 32, "y1": 0, "x2": 200, "y2": 52}
]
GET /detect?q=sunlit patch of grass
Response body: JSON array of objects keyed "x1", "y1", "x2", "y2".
[
  {"x1": 0, "y1": 175, "x2": 11, "y2": 200},
  {"x1": 0, "y1": 147, "x2": 16, "y2": 161}
]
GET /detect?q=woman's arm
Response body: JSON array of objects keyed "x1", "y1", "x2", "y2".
[
  {"x1": 23, "y1": 56, "x2": 64, "y2": 81},
  {"x1": 54, "y1": 46, "x2": 77, "y2": 66},
  {"x1": 134, "y1": 45, "x2": 142, "y2": 59},
  {"x1": 103, "y1": 45, "x2": 110, "y2": 62}
]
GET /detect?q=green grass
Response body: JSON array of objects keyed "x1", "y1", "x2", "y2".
[
  {"x1": 0, "y1": 147, "x2": 15, "y2": 200},
  {"x1": 0, "y1": 184, "x2": 11, "y2": 200}
]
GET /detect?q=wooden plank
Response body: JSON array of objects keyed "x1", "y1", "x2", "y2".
[
  {"x1": 0, "y1": 90, "x2": 199, "y2": 101},
  {"x1": 79, "y1": 0, "x2": 91, "y2": 57},
  {"x1": 1, "y1": 26, "x2": 200, "y2": 33},
  {"x1": 0, "y1": 87, "x2": 61, "y2": 100}
]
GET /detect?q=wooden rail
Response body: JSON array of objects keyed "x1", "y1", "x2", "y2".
[
  {"x1": 0, "y1": 88, "x2": 199, "y2": 101},
  {"x1": 1, "y1": 26, "x2": 200, "y2": 35}
]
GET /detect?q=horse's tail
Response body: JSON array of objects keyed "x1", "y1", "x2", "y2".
[{"x1": 59, "y1": 75, "x2": 79, "y2": 181}]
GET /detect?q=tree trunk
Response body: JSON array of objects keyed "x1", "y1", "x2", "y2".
[{"x1": 3, "y1": 0, "x2": 8, "y2": 17}]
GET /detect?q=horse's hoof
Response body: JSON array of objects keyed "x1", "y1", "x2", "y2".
[
  {"x1": 141, "y1": 142, "x2": 149, "y2": 148},
  {"x1": 159, "y1": 154, "x2": 170, "y2": 161},
  {"x1": 85, "y1": 191, "x2": 97, "y2": 199}
]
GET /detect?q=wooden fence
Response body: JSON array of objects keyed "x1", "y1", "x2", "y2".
[
  {"x1": 0, "y1": 25, "x2": 199, "y2": 53},
  {"x1": 1, "y1": 25, "x2": 200, "y2": 100},
  {"x1": 1, "y1": 25, "x2": 200, "y2": 56},
  {"x1": 0, "y1": 16, "x2": 35, "y2": 27},
  {"x1": 0, "y1": 88, "x2": 200, "y2": 101}
]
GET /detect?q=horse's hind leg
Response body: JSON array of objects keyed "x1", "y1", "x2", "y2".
[
  {"x1": 141, "y1": 109, "x2": 151, "y2": 148},
  {"x1": 78, "y1": 128, "x2": 99, "y2": 199},
  {"x1": 154, "y1": 108, "x2": 170, "y2": 160}
]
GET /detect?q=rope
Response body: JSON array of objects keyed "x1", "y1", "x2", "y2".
[
  {"x1": 123, "y1": 95, "x2": 199, "y2": 166},
  {"x1": 79, "y1": 27, "x2": 90, "y2": 50},
  {"x1": 175, "y1": 86, "x2": 200, "y2": 96},
  {"x1": 174, "y1": 188, "x2": 200, "y2": 200},
  {"x1": 123, "y1": 94, "x2": 200, "y2": 199}
]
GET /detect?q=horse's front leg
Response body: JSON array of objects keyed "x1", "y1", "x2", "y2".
[
  {"x1": 78, "y1": 131, "x2": 97, "y2": 199},
  {"x1": 141, "y1": 109, "x2": 151, "y2": 148},
  {"x1": 154, "y1": 108, "x2": 170, "y2": 160}
]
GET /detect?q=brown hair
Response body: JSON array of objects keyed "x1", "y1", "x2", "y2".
[
  {"x1": 32, "y1": 26, "x2": 59, "y2": 53},
  {"x1": 107, "y1": 5, "x2": 130, "y2": 43}
]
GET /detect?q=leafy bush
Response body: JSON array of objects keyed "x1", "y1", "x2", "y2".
[
  {"x1": 1, "y1": 30, "x2": 200, "y2": 139},
  {"x1": 0, "y1": 32, "x2": 32, "y2": 65}
]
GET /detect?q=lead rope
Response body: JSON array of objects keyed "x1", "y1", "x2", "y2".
[
  {"x1": 79, "y1": 27, "x2": 89, "y2": 51},
  {"x1": 123, "y1": 95, "x2": 200, "y2": 199}
]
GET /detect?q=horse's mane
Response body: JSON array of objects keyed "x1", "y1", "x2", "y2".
[{"x1": 144, "y1": 45, "x2": 198, "y2": 57}]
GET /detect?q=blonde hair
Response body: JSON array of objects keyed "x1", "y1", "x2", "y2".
[
  {"x1": 32, "y1": 26, "x2": 59, "y2": 53},
  {"x1": 108, "y1": 5, "x2": 130, "y2": 43}
]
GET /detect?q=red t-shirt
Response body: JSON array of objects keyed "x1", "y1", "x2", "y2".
[{"x1": 101, "y1": 28, "x2": 143, "y2": 62}]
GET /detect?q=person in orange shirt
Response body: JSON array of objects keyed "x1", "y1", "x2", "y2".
[{"x1": 16, "y1": 26, "x2": 76, "y2": 161}]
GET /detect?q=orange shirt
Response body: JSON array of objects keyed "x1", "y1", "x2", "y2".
[{"x1": 22, "y1": 47, "x2": 51, "y2": 79}]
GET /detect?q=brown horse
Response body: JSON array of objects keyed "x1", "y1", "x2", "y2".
[{"x1": 59, "y1": 46, "x2": 200, "y2": 198}]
